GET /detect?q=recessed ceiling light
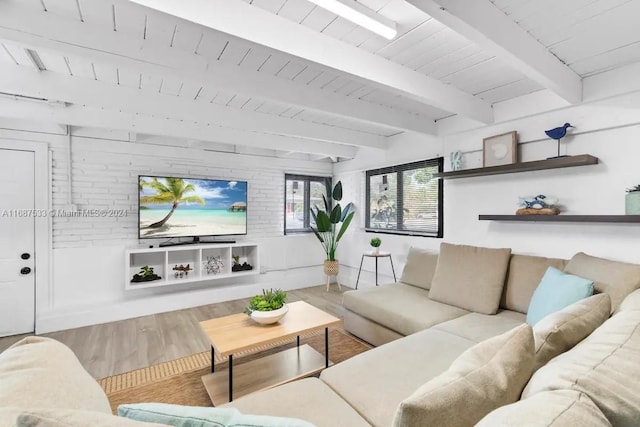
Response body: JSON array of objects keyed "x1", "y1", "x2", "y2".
[{"x1": 308, "y1": 0, "x2": 397, "y2": 40}]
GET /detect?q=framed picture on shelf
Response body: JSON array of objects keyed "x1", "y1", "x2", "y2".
[{"x1": 483, "y1": 131, "x2": 518, "y2": 167}]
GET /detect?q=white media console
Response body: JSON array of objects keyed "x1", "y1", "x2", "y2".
[{"x1": 125, "y1": 242, "x2": 259, "y2": 290}]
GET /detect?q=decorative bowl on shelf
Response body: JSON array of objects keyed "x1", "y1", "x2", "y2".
[{"x1": 249, "y1": 304, "x2": 288, "y2": 325}]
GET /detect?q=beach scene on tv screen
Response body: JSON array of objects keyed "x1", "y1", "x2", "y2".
[{"x1": 139, "y1": 176, "x2": 247, "y2": 238}]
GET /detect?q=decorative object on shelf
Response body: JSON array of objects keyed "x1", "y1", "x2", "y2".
[
  {"x1": 483, "y1": 131, "x2": 518, "y2": 167},
  {"x1": 517, "y1": 195, "x2": 560, "y2": 215},
  {"x1": 310, "y1": 181, "x2": 355, "y2": 285},
  {"x1": 545, "y1": 123, "x2": 574, "y2": 159},
  {"x1": 625, "y1": 185, "x2": 640, "y2": 215},
  {"x1": 130, "y1": 265, "x2": 161, "y2": 283},
  {"x1": 172, "y1": 264, "x2": 192, "y2": 278},
  {"x1": 370, "y1": 237, "x2": 382, "y2": 254},
  {"x1": 232, "y1": 261, "x2": 253, "y2": 272},
  {"x1": 244, "y1": 288, "x2": 288, "y2": 325},
  {"x1": 203, "y1": 255, "x2": 224, "y2": 275},
  {"x1": 450, "y1": 151, "x2": 462, "y2": 171}
]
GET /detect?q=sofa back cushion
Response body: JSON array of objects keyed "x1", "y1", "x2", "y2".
[
  {"x1": 526, "y1": 267, "x2": 594, "y2": 326},
  {"x1": 0, "y1": 337, "x2": 111, "y2": 414},
  {"x1": 476, "y1": 390, "x2": 611, "y2": 427},
  {"x1": 429, "y1": 243, "x2": 512, "y2": 314},
  {"x1": 533, "y1": 293, "x2": 610, "y2": 371},
  {"x1": 564, "y1": 252, "x2": 640, "y2": 313},
  {"x1": 399, "y1": 247, "x2": 438, "y2": 290},
  {"x1": 523, "y1": 309, "x2": 640, "y2": 427},
  {"x1": 501, "y1": 255, "x2": 567, "y2": 314},
  {"x1": 392, "y1": 324, "x2": 534, "y2": 427}
]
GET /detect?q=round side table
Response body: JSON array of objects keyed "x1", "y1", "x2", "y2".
[{"x1": 355, "y1": 251, "x2": 397, "y2": 289}]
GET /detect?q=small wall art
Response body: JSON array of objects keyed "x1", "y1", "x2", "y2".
[{"x1": 483, "y1": 131, "x2": 518, "y2": 167}]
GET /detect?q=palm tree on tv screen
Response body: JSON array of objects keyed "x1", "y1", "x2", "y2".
[{"x1": 140, "y1": 178, "x2": 205, "y2": 228}]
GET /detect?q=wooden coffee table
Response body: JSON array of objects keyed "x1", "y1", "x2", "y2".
[{"x1": 199, "y1": 300, "x2": 342, "y2": 405}]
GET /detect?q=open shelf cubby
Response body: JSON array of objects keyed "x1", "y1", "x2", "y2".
[{"x1": 125, "y1": 242, "x2": 259, "y2": 290}]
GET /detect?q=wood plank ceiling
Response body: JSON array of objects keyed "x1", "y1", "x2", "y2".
[{"x1": 0, "y1": 0, "x2": 638, "y2": 160}]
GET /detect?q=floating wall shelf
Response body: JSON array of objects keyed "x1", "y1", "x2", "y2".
[
  {"x1": 125, "y1": 242, "x2": 259, "y2": 290},
  {"x1": 435, "y1": 154, "x2": 599, "y2": 180},
  {"x1": 478, "y1": 215, "x2": 640, "y2": 223}
]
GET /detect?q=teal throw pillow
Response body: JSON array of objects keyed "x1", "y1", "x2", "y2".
[
  {"x1": 526, "y1": 267, "x2": 594, "y2": 326},
  {"x1": 118, "y1": 403, "x2": 316, "y2": 427}
]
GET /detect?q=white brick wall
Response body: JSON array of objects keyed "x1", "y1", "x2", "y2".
[{"x1": 47, "y1": 132, "x2": 331, "y2": 248}]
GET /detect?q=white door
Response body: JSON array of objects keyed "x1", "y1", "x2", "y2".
[{"x1": 0, "y1": 149, "x2": 35, "y2": 337}]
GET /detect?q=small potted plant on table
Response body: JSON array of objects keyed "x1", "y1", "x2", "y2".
[
  {"x1": 370, "y1": 237, "x2": 382, "y2": 254},
  {"x1": 244, "y1": 289, "x2": 288, "y2": 325}
]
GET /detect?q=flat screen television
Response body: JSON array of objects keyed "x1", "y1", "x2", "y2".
[{"x1": 138, "y1": 175, "x2": 247, "y2": 241}]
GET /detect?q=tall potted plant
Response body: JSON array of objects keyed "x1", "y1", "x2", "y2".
[{"x1": 310, "y1": 181, "x2": 355, "y2": 277}]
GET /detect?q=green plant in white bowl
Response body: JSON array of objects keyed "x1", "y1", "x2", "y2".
[{"x1": 244, "y1": 289, "x2": 288, "y2": 324}]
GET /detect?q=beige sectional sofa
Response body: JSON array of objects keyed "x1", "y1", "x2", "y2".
[
  {"x1": 227, "y1": 244, "x2": 640, "y2": 426},
  {"x1": 1, "y1": 243, "x2": 639, "y2": 427}
]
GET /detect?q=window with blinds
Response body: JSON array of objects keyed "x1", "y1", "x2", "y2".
[{"x1": 365, "y1": 158, "x2": 443, "y2": 237}]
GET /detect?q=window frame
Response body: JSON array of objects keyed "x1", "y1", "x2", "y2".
[
  {"x1": 365, "y1": 157, "x2": 444, "y2": 238},
  {"x1": 284, "y1": 174, "x2": 332, "y2": 235}
]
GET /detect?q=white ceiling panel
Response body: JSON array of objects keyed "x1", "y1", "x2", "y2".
[{"x1": 492, "y1": 0, "x2": 640, "y2": 76}]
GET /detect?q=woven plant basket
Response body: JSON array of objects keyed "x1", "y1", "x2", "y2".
[{"x1": 324, "y1": 260, "x2": 339, "y2": 276}]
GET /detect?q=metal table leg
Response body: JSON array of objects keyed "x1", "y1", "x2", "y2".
[
  {"x1": 211, "y1": 346, "x2": 215, "y2": 373},
  {"x1": 355, "y1": 255, "x2": 365, "y2": 289},
  {"x1": 228, "y1": 354, "x2": 233, "y2": 402},
  {"x1": 325, "y1": 327, "x2": 329, "y2": 368},
  {"x1": 375, "y1": 257, "x2": 379, "y2": 286},
  {"x1": 389, "y1": 255, "x2": 397, "y2": 282},
  {"x1": 297, "y1": 335, "x2": 300, "y2": 347}
]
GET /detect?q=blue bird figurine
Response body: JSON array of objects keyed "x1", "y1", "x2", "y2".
[{"x1": 545, "y1": 123, "x2": 574, "y2": 158}]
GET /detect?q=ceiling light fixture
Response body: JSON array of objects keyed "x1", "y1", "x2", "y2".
[
  {"x1": 24, "y1": 49, "x2": 46, "y2": 72},
  {"x1": 308, "y1": 0, "x2": 397, "y2": 40}
]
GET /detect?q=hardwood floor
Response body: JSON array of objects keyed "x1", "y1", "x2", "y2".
[{"x1": 0, "y1": 285, "x2": 351, "y2": 379}]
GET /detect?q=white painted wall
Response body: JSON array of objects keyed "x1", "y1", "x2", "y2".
[
  {"x1": 335, "y1": 90, "x2": 640, "y2": 288},
  {"x1": 0, "y1": 119, "x2": 330, "y2": 333}
]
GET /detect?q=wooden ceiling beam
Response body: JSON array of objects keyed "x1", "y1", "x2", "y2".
[
  {"x1": 0, "y1": 66, "x2": 385, "y2": 149},
  {"x1": 0, "y1": 97, "x2": 358, "y2": 158},
  {"x1": 0, "y1": 1, "x2": 435, "y2": 135},
  {"x1": 127, "y1": 0, "x2": 494, "y2": 124},
  {"x1": 407, "y1": 0, "x2": 582, "y2": 104}
]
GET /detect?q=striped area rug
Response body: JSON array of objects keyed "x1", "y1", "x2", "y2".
[{"x1": 98, "y1": 328, "x2": 372, "y2": 412}]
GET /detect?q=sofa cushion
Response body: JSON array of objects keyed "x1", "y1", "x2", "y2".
[
  {"x1": 533, "y1": 294, "x2": 610, "y2": 371},
  {"x1": 523, "y1": 309, "x2": 640, "y2": 427},
  {"x1": 501, "y1": 254, "x2": 567, "y2": 314},
  {"x1": 431, "y1": 310, "x2": 525, "y2": 343},
  {"x1": 564, "y1": 252, "x2": 640, "y2": 313},
  {"x1": 118, "y1": 404, "x2": 314, "y2": 427},
  {"x1": 320, "y1": 328, "x2": 476, "y2": 427},
  {"x1": 429, "y1": 243, "x2": 512, "y2": 314},
  {"x1": 342, "y1": 283, "x2": 468, "y2": 336},
  {"x1": 0, "y1": 337, "x2": 111, "y2": 413},
  {"x1": 392, "y1": 324, "x2": 534, "y2": 427},
  {"x1": 526, "y1": 267, "x2": 594, "y2": 326},
  {"x1": 223, "y1": 378, "x2": 368, "y2": 427},
  {"x1": 399, "y1": 246, "x2": 438, "y2": 290},
  {"x1": 16, "y1": 409, "x2": 168, "y2": 427},
  {"x1": 620, "y1": 289, "x2": 640, "y2": 312},
  {"x1": 476, "y1": 390, "x2": 611, "y2": 427}
]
